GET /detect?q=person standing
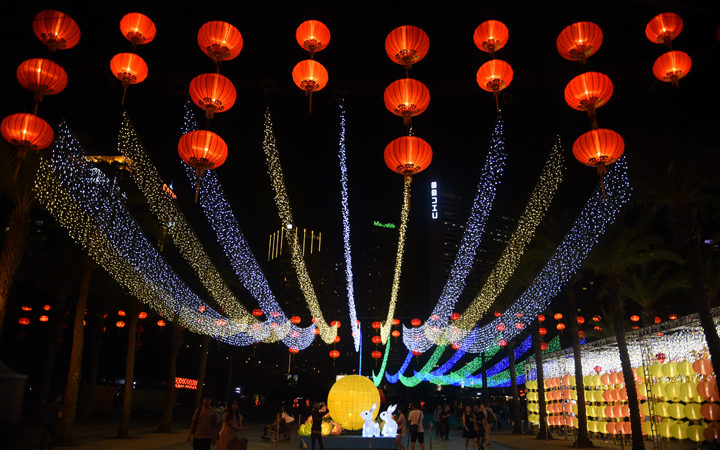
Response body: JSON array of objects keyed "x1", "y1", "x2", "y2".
[
  {"x1": 462, "y1": 405, "x2": 477, "y2": 450},
  {"x1": 483, "y1": 402, "x2": 495, "y2": 446},
  {"x1": 218, "y1": 400, "x2": 243, "y2": 450},
  {"x1": 433, "y1": 405, "x2": 442, "y2": 437},
  {"x1": 440, "y1": 404, "x2": 452, "y2": 440},
  {"x1": 188, "y1": 395, "x2": 220, "y2": 450},
  {"x1": 395, "y1": 407, "x2": 407, "y2": 450},
  {"x1": 474, "y1": 404, "x2": 487, "y2": 449},
  {"x1": 310, "y1": 402, "x2": 327, "y2": 450},
  {"x1": 407, "y1": 402, "x2": 425, "y2": 450},
  {"x1": 281, "y1": 405, "x2": 295, "y2": 441}
]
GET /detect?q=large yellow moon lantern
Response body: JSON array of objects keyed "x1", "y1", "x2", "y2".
[{"x1": 327, "y1": 375, "x2": 380, "y2": 431}]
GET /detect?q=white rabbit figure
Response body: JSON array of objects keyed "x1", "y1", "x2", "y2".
[
  {"x1": 380, "y1": 404, "x2": 398, "y2": 437},
  {"x1": 360, "y1": 403, "x2": 380, "y2": 437}
]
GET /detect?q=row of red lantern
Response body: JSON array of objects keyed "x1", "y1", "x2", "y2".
[
  {"x1": 646, "y1": 13, "x2": 692, "y2": 87},
  {"x1": 292, "y1": 20, "x2": 330, "y2": 113},
  {"x1": 474, "y1": 20, "x2": 513, "y2": 112}
]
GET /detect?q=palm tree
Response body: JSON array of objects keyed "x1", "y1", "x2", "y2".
[
  {"x1": 566, "y1": 277, "x2": 593, "y2": 447},
  {"x1": 507, "y1": 340, "x2": 522, "y2": 434},
  {"x1": 159, "y1": 319, "x2": 184, "y2": 432},
  {"x1": 118, "y1": 298, "x2": 141, "y2": 438},
  {"x1": 623, "y1": 262, "x2": 688, "y2": 327},
  {"x1": 531, "y1": 323, "x2": 551, "y2": 440},
  {"x1": 194, "y1": 334, "x2": 211, "y2": 410}
]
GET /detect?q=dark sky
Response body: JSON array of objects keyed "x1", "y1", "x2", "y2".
[{"x1": 2, "y1": 1, "x2": 718, "y2": 325}]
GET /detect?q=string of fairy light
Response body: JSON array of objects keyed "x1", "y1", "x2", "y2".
[
  {"x1": 33, "y1": 121, "x2": 264, "y2": 344},
  {"x1": 337, "y1": 102, "x2": 360, "y2": 352},
  {"x1": 379, "y1": 174, "x2": 412, "y2": 343},
  {"x1": 261, "y1": 108, "x2": 337, "y2": 344},
  {"x1": 179, "y1": 102, "x2": 317, "y2": 350}
]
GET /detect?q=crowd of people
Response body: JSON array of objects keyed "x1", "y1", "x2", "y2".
[{"x1": 187, "y1": 395, "x2": 247, "y2": 450}]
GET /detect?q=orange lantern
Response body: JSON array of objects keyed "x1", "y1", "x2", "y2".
[
  {"x1": 189, "y1": 73, "x2": 237, "y2": 119},
  {"x1": 252, "y1": 309, "x2": 263, "y2": 317},
  {"x1": 476, "y1": 59, "x2": 513, "y2": 111},
  {"x1": 39, "y1": 315, "x2": 49, "y2": 322},
  {"x1": 564, "y1": 72, "x2": 613, "y2": 127},
  {"x1": 450, "y1": 312, "x2": 461, "y2": 321},
  {"x1": 18, "y1": 317, "x2": 31, "y2": 325},
  {"x1": 572, "y1": 128, "x2": 624, "y2": 175},
  {"x1": 540, "y1": 342, "x2": 548, "y2": 351},
  {"x1": 556, "y1": 323, "x2": 566, "y2": 331},
  {"x1": 1, "y1": 113, "x2": 54, "y2": 159},
  {"x1": 109, "y1": 52, "x2": 149, "y2": 104},
  {"x1": 515, "y1": 323, "x2": 524, "y2": 330},
  {"x1": 33, "y1": 10, "x2": 81, "y2": 52},
  {"x1": 577, "y1": 316, "x2": 585, "y2": 324},
  {"x1": 630, "y1": 315, "x2": 640, "y2": 322},
  {"x1": 292, "y1": 59, "x2": 328, "y2": 113},
  {"x1": 289, "y1": 316, "x2": 301, "y2": 324},
  {"x1": 313, "y1": 328, "x2": 320, "y2": 335},
  {"x1": 118, "y1": 310, "x2": 126, "y2": 317},
  {"x1": 669, "y1": 313, "x2": 678, "y2": 320},
  {"x1": 592, "y1": 315, "x2": 602, "y2": 322},
  {"x1": 372, "y1": 335, "x2": 382, "y2": 344},
  {"x1": 498, "y1": 339, "x2": 508, "y2": 347},
  {"x1": 334, "y1": 335, "x2": 340, "y2": 343},
  {"x1": 116, "y1": 321, "x2": 126, "y2": 328},
  {"x1": 412, "y1": 350, "x2": 423, "y2": 356},
  {"x1": 331, "y1": 320, "x2": 341, "y2": 328},
  {"x1": 496, "y1": 323, "x2": 506, "y2": 332},
  {"x1": 329, "y1": 350, "x2": 340, "y2": 359},
  {"x1": 383, "y1": 78, "x2": 430, "y2": 125},
  {"x1": 21, "y1": 305, "x2": 32, "y2": 312},
  {"x1": 289, "y1": 347, "x2": 299, "y2": 354},
  {"x1": 539, "y1": 327, "x2": 547, "y2": 336},
  {"x1": 411, "y1": 318, "x2": 422, "y2": 327},
  {"x1": 178, "y1": 130, "x2": 228, "y2": 202},
  {"x1": 553, "y1": 313, "x2": 563, "y2": 321},
  {"x1": 537, "y1": 314, "x2": 545, "y2": 322},
  {"x1": 43, "y1": 305, "x2": 51, "y2": 311},
  {"x1": 473, "y1": 20, "x2": 509, "y2": 57},
  {"x1": 392, "y1": 318, "x2": 400, "y2": 326},
  {"x1": 594, "y1": 325, "x2": 602, "y2": 331},
  {"x1": 654, "y1": 316, "x2": 662, "y2": 324},
  {"x1": 16, "y1": 58, "x2": 68, "y2": 108},
  {"x1": 120, "y1": 12, "x2": 156, "y2": 45},
  {"x1": 556, "y1": 21, "x2": 603, "y2": 64},
  {"x1": 494, "y1": 311, "x2": 503, "y2": 318},
  {"x1": 197, "y1": 21, "x2": 243, "y2": 62},
  {"x1": 157, "y1": 319, "x2": 166, "y2": 327},
  {"x1": 391, "y1": 330, "x2": 401, "y2": 338},
  {"x1": 645, "y1": 12, "x2": 683, "y2": 46},
  {"x1": 652, "y1": 50, "x2": 692, "y2": 87},
  {"x1": 372, "y1": 321, "x2": 382, "y2": 329},
  {"x1": 385, "y1": 25, "x2": 430, "y2": 70},
  {"x1": 296, "y1": 20, "x2": 331, "y2": 55},
  {"x1": 384, "y1": 136, "x2": 433, "y2": 176},
  {"x1": 371, "y1": 351, "x2": 382, "y2": 359},
  {"x1": 138, "y1": 311, "x2": 147, "y2": 319}
]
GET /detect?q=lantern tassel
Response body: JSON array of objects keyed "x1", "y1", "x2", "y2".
[
  {"x1": 587, "y1": 105, "x2": 598, "y2": 129},
  {"x1": 194, "y1": 168, "x2": 205, "y2": 204},
  {"x1": 308, "y1": 91, "x2": 313, "y2": 114},
  {"x1": 596, "y1": 163, "x2": 607, "y2": 201},
  {"x1": 13, "y1": 148, "x2": 27, "y2": 182},
  {"x1": 121, "y1": 85, "x2": 128, "y2": 105},
  {"x1": 494, "y1": 92, "x2": 500, "y2": 112}
]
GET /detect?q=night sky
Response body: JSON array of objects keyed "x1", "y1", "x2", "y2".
[{"x1": 1, "y1": 1, "x2": 719, "y2": 381}]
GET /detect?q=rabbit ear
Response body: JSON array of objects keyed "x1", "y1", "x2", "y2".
[
  {"x1": 389, "y1": 404, "x2": 397, "y2": 413},
  {"x1": 370, "y1": 403, "x2": 377, "y2": 412}
]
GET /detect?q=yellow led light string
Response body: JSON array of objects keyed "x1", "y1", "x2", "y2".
[
  {"x1": 262, "y1": 108, "x2": 336, "y2": 344},
  {"x1": 380, "y1": 174, "x2": 412, "y2": 343},
  {"x1": 450, "y1": 137, "x2": 565, "y2": 335}
]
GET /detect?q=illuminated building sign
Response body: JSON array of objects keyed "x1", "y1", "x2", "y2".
[
  {"x1": 430, "y1": 181, "x2": 438, "y2": 219},
  {"x1": 373, "y1": 221, "x2": 396, "y2": 229},
  {"x1": 175, "y1": 377, "x2": 198, "y2": 390}
]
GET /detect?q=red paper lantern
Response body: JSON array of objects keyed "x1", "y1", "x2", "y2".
[
  {"x1": 496, "y1": 323, "x2": 506, "y2": 332},
  {"x1": 138, "y1": 312, "x2": 147, "y2": 319},
  {"x1": 16, "y1": 58, "x2": 68, "y2": 105},
  {"x1": 43, "y1": 305, "x2": 51, "y2": 311},
  {"x1": 1, "y1": 113, "x2": 54, "y2": 159},
  {"x1": 473, "y1": 20, "x2": 509, "y2": 56},
  {"x1": 116, "y1": 321, "x2": 126, "y2": 328},
  {"x1": 391, "y1": 330, "x2": 401, "y2": 338},
  {"x1": 33, "y1": 10, "x2": 81, "y2": 52},
  {"x1": 515, "y1": 323, "x2": 525, "y2": 330},
  {"x1": 296, "y1": 20, "x2": 331, "y2": 55},
  {"x1": 539, "y1": 327, "x2": 547, "y2": 336},
  {"x1": 18, "y1": 317, "x2": 30, "y2": 325},
  {"x1": 553, "y1": 313, "x2": 563, "y2": 321},
  {"x1": 630, "y1": 315, "x2": 640, "y2": 322},
  {"x1": 157, "y1": 319, "x2": 166, "y2": 327},
  {"x1": 412, "y1": 350, "x2": 423, "y2": 356},
  {"x1": 572, "y1": 128, "x2": 625, "y2": 175},
  {"x1": 110, "y1": 53, "x2": 148, "y2": 86},
  {"x1": 654, "y1": 316, "x2": 662, "y2": 324},
  {"x1": 290, "y1": 316, "x2": 301, "y2": 324},
  {"x1": 384, "y1": 78, "x2": 430, "y2": 125},
  {"x1": 540, "y1": 342, "x2": 548, "y2": 351},
  {"x1": 577, "y1": 316, "x2": 585, "y2": 324},
  {"x1": 494, "y1": 311, "x2": 503, "y2": 318},
  {"x1": 498, "y1": 339, "x2": 508, "y2": 347},
  {"x1": 197, "y1": 21, "x2": 243, "y2": 62},
  {"x1": 563, "y1": 72, "x2": 613, "y2": 124},
  {"x1": 371, "y1": 351, "x2": 382, "y2": 359},
  {"x1": 645, "y1": 12, "x2": 683, "y2": 45},
  {"x1": 252, "y1": 309, "x2": 263, "y2": 317},
  {"x1": 331, "y1": 320, "x2": 341, "y2": 328},
  {"x1": 669, "y1": 313, "x2": 678, "y2": 320},
  {"x1": 452, "y1": 342, "x2": 462, "y2": 350},
  {"x1": 476, "y1": 59, "x2": 513, "y2": 98},
  {"x1": 292, "y1": 59, "x2": 329, "y2": 113},
  {"x1": 384, "y1": 136, "x2": 433, "y2": 175},
  {"x1": 592, "y1": 315, "x2": 601, "y2": 322},
  {"x1": 537, "y1": 314, "x2": 545, "y2": 322},
  {"x1": 450, "y1": 312, "x2": 461, "y2": 321},
  {"x1": 411, "y1": 318, "x2": 422, "y2": 327},
  {"x1": 372, "y1": 321, "x2": 382, "y2": 329},
  {"x1": 189, "y1": 73, "x2": 237, "y2": 119},
  {"x1": 385, "y1": 25, "x2": 429, "y2": 69},
  {"x1": 593, "y1": 325, "x2": 602, "y2": 331},
  {"x1": 392, "y1": 318, "x2": 400, "y2": 326},
  {"x1": 178, "y1": 130, "x2": 228, "y2": 201},
  {"x1": 652, "y1": 50, "x2": 692, "y2": 87},
  {"x1": 313, "y1": 328, "x2": 320, "y2": 335},
  {"x1": 556, "y1": 323, "x2": 566, "y2": 330},
  {"x1": 118, "y1": 310, "x2": 126, "y2": 317},
  {"x1": 120, "y1": 12, "x2": 156, "y2": 45},
  {"x1": 39, "y1": 315, "x2": 49, "y2": 322},
  {"x1": 289, "y1": 347, "x2": 299, "y2": 354},
  {"x1": 21, "y1": 305, "x2": 32, "y2": 312},
  {"x1": 333, "y1": 335, "x2": 340, "y2": 343},
  {"x1": 556, "y1": 21, "x2": 603, "y2": 64},
  {"x1": 329, "y1": 350, "x2": 340, "y2": 358},
  {"x1": 372, "y1": 335, "x2": 382, "y2": 344}
]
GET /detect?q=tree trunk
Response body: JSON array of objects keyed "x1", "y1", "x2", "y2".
[
  {"x1": 37, "y1": 294, "x2": 67, "y2": 416},
  {"x1": 194, "y1": 334, "x2": 211, "y2": 410},
  {"x1": 80, "y1": 310, "x2": 105, "y2": 422},
  {"x1": 567, "y1": 283, "x2": 593, "y2": 447},
  {"x1": 158, "y1": 321, "x2": 184, "y2": 432},
  {"x1": 57, "y1": 257, "x2": 95, "y2": 444},
  {"x1": 532, "y1": 325, "x2": 551, "y2": 439},
  {"x1": 508, "y1": 341, "x2": 522, "y2": 434},
  {"x1": 481, "y1": 352, "x2": 487, "y2": 400},
  {"x1": 118, "y1": 299, "x2": 140, "y2": 438},
  {"x1": 608, "y1": 275, "x2": 644, "y2": 450},
  {"x1": 0, "y1": 204, "x2": 30, "y2": 338}
]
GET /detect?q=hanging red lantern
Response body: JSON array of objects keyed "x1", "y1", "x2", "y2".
[
  {"x1": 494, "y1": 311, "x2": 503, "y2": 318},
  {"x1": 540, "y1": 342, "x2": 549, "y2": 351},
  {"x1": 198, "y1": 306, "x2": 206, "y2": 312},
  {"x1": 577, "y1": 316, "x2": 585, "y2": 324},
  {"x1": 371, "y1": 351, "x2": 382, "y2": 359},
  {"x1": 138, "y1": 311, "x2": 147, "y2": 319},
  {"x1": 189, "y1": 73, "x2": 237, "y2": 119},
  {"x1": 333, "y1": 335, "x2": 340, "y2": 343},
  {"x1": 669, "y1": 313, "x2": 678, "y2": 320},
  {"x1": 20, "y1": 305, "x2": 32, "y2": 312},
  {"x1": 292, "y1": 59, "x2": 328, "y2": 113},
  {"x1": 430, "y1": 314, "x2": 440, "y2": 321},
  {"x1": 372, "y1": 335, "x2": 382, "y2": 344},
  {"x1": 553, "y1": 313, "x2": 563, "y2": 321},
  {"x1": 16, "y1": 58, "x2": 68, "y2": 108},
  {"x1": 217, "y1": 319, "x2": 228, "y2": 327},
  {"x1": 592, "y1": 315, "x2": 602, "y2": 322},
  {"x1": 515, "y1": 313, "x2": 523, "y2": 318},
  {"x1": 564, "y1": 72, "x2": 613, "y2": 127},
  {"x1": 652, "y1": 50, "x2": 692, "y2": 87},
  {"x1": 538, "y1": 327, "x2": 547, "y2": 336},
  {"x1": 385, "y1": 25, "x2": 430, "y2": 70},
  {"x1": 329, "y1": 350, "x2": 340, "y2": 358},
  {"x1": 578, "y1": 330, "x2": 586, "y2": 338},
  {"x1": 496, "y1": 323, "x2": 506, "y2": 332},
  {"x1": 33, "y1": 10, "x2": 81, "y2": 52},
  {"x1": 120, "y1": 12, "x2": 156, "y2": 45},
  {"x1": 331, "y1": 320, "x2": 341, "y2": 328},
  {"x1": 252, "y1": 309, "x2": 263, "y2": 317},
  {"x1": 392, "y1": 318, "x2": 400, "y2": 326},
  {"x1": 631, "y1": 325, "x2": 640, "y2": 330},
  {"x1": 296, "y1": 20, "x2": 331, "y2": 55},
  {"x1": 537, "y1": 314, "x2": 545, "y2": 322},
  {"x1": 556, "y1": 323, "x2": 566, "y2": 331},
  {"x1": 593, "y1": 325, "x2": 602, "y2": 331},
  {"x1": 450, "y1": 312, "x2": 461, "y2": 321},
  {"x1": 391, "y1": 330, "x2": 401, "y2": 338},
  {"x1": 117, "y1": 310, "x2": 126, "y2": 317},
  {"x1": 412, "y1": 350, "x2": 423, "y2": 356},
  {"x1": 476, "y1": 59, "x2": 513, "y2": 111},
  {"x1": 452, "y1": 342, "x2": 462, "y2": 350},
  {"x1": 109, "y1": 52, "x2": 149, "y2": 104},
  {"x1": 157, "y1": 319, "x2": 166, "y2": 327},
  {"x1": 116, "y1": 321, "x2": 126, "y2": 328},
  {"x1": 271, "y1": 311, "x2": 280, "y2": 318},
  {"x1": 515, "y1": 323, "x2": 525, "y2": 330},
  {"x1": 43, "y1": 305, "x2": 51, "y2": 311},
  {"x1": 372, "y1": 321, "x2": 382, "y2": 329},
  {"x1": 1, "y1": 113, "x2": 54, "y2": 162},
  {"x1": 630, "y1": 315, "x2": 640, "y2": 322},
  {"x1": 383, "y1": 78, "x2": 430, "y2": 125},
  {"x1": 18, "y1": 317, "x2": 31, "y2": 326},
  {"x1": 411, "y1": 318, "x2": 422, "y2": 327},
  {"x1": 290, "y1": 316, "x2": 301, "y2": 324},
  {"x1": 197, "y1": 21, "x2": 243, "y2": 62},
  {"x1": 289, "y1": 347, "x2": 299, "y2": 354},
  {"x1": 572, "y1": 128, "x2": 624, "y2": 175},
  {"x1": 178, "y1": 130, "x2": 228, "y2": 202},
  {"x1": 654, "y1": 316, "x2": 662, "y2": 324},
  {"x1": 498, "y1": 339, "x2": 508, "y2": 347},
  {"x1": 39, "y1": 315, "x2": 49, "y2": 322},
  {"x1": 473, "y1": 20, "x2": 509, "y2": 57},
  {"x1": 645, "y1": 12, "x2": 683, "y2": 46},
  {"x1": 556, "y1": 21, "x2": 603, "y2": 64},
  {"x1": 313, "y1": 328, "x2": 320, "y2": 335},
  {"x1": 384, "y1": 136, "x2": 433, "y2": 175}
]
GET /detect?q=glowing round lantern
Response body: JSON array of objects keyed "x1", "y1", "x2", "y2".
[
  {"x1": 33, "y1": 10, "x2": 81, "y2": 51},
  {"x1": 391, "y1": 330, "x2": 400, "y2": 338},
  {"x1": 450, "y1": 312, "x2": 461, "y2": 321},
  {"x1": 39, "y1": 315, "x2": 49, "y2": 322},
  {"x1": 117, "y1": 310, "x2": 126, "y2": 317},
  {"x1": 496, "y1": 323, "x2": 506, "y2": 332},
  {"x1": 197, "y1": 21, "x2": 243, "y2": 62},
  {"x1": 1, "y1": 113, "x2": 54, "y2": 160},
  {"x1": 289, "y1": 347, "x2": 299, "y2": 354},
  {"x1": 18, "y1": 317, "x2": 30, "y2": 325},
  {"x1": 157, "y1": 319, "x2": 166, "y2": 327},
  {"x1": 572, "y1": 128, "x2": 624, "y2": 175},
  {"x1": 292, "y1": 59, "x2": 329, "y2": 113},
  {"x1": 654, "y1": 316, "x2": 662, "y2": 324},
  {"x1": 630, "y1": 315, "x2": 640, "y2": 322},
  {"x1": 116, "y1": 321, "x2": 126, "y2": 328},
  {"x1": 476, "y1": 59, "x2": 513, "y2": 110},
  {"x1": 556, "y1": 22, "x2": 603, "y2": 64},
  {"x1": 702, "y1": 404, "x2": 720, "y2": 421},
  {"x1": 652, "y1": 50, "x2": 691, "y2": 87},
  {"x1": 385, "y1": 25, "x2": 429, "y2": 70},
  {"x1": 553, "y1": 313, "x2": 563, "y2": 320},
  {"x1": 669, "y1": 313, "x2": 678, "y2": 320},
  {"x1": 189, "y1": 73, "x2": 237, "y2": 119},
  {"x1": 592, "y1": 315, "x2": 601, "y2": 322},
  {"x1": 372, "y1": 321, "x2": 382, "y2": 329},
  {"x1": 178, "y1": 130, "x2": 228, "y2": 202},
  {"x1": 371, "y1": 351, "x2": 382, "y2": 359},
  {"x1": 412, "y1": 350, "x2": 423, "y2": 356},
  {"x1": 498, "y1": 339, "x2": 508, "y2": 347},
  {"x1": 331, "y1": 320, "x2": 341, "y2": 328},
  {"x1": 452, "y1": 342, "x2": 462, "y2": 350},
  {"x1": 327, "y1": 375, "x2": 380, "y2": 430},
  {"x1": 16, "y1": 58, "x2": 68, "y2": 107},
  {"x1": 372, "y1": 335, "x2": 382, "y2": 344},
  {"x1": 120, "y1": 12, "x2": 156, "y2": 45},
  {"x1": 20, "y1": 306, "x2": 32, "y2": 312},
  {"x1": 646, "y1": 12, "x2": 683, "y2": 46},
  {"x1": 540, "y1": 342, "x2": 548, "y2": 351},
  {"x1": 334, "y1": 335, "x2": 340, "y2": 343},
  {"x1": 577, "y1": 316, "x2": 585, "y2": 324},
  {"x1": 314, "y1": 328, "x2": 320, "y2": 335},
  {"x1": 110, "y1": 53, "x2": 148, "y2": 86},
  {"x1": 515, "y1": 323, "x2": 524, "y2": 330},
  {"x1": 391, "y1": 319, "x2": 400, "y2": 326},
  {"x1": 329, "y1": 350, "x2": 340, "y2": 359},
  {"x1": 384, "y1": 136, "x2": 432, "y2": 176},
  {"x1": 290, "y1": 316, "x2": 301, "y2": 324},
  {"x1": 556, "y1": 323, "x2": 565, "y2": 331},
  {"x1": 494, "y1": 311, "x2": 503, "y2": 318},
  {"x1": 537, "y1": 314, "x2": 545, "y2": 322},
  {"x1": 43, "y1": 305, "x2": 51, "y2": 311},
  {"x1": 473, "y1": 20, "x2": 509, "y2": 56},
  {"x1": 138, "y1": 311, "x2": 147, "y2": 319},
  {"x1": 384, "y1": 78, "x2": 430, "y2": 125},
  {"x1": 538, "y1": 327, "x2": 547, "y2": 336},
  {"x1": 410, "y1": 318, "x2": 422, "y2": 327},
  {"x1": 296, "y1": 20, "x2": 330, "y2": 55},
  {"x1": 252, "y1": 309, "x2": 263, "y2": 317},
  {"x1": 564, "y1": 72, "x2": 613, "y2": 126}
]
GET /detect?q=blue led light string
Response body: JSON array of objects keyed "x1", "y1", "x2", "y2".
[{"x1": 372, "y1": 340, "x2": 391, "y2": 386}]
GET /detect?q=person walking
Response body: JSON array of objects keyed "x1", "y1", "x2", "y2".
[
  {"x1": 188, "y1": 395, "x2": 220, "y2": 450},
  {"x1": 440, "y1": 404, "x2": 452, "y2": 440},
  {"x1": 462, "y1": 405, "x2": 478, "y2": 450},
  {"x1": 310, "y1": 402, "x2": 327, "y2": 450},
  {"x1": 407, "y1": 402, "x2": 425, "y2": 450},
  {"x1": 218, "y1": 400, "x2": 243, "y2": 450},
  {"x1": 474, "y1": 404, "x2": 487, "y2": 449},
  {"x1": 395, "y1": 407, "x2": 407, "y2": 450}
]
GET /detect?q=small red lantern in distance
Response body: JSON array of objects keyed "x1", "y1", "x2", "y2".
[
  {"x1": 496, "y1": 323, "x2": 506, "y2": 332},
  {"x1": 498, "y1": 339, "x2": 508, "y2": 347},
  {"x1": 333, "y1": 335, "x2": 340, "y2": 343},
  {"x1": 290, "y1": 316, "x2": 301, "y2": 324},
  {"x1": 537, "y1": 314, "x2": 545, "y2": 322},
  {"x1": 384, "y1": 136, "x2": 433, "y2": 175},
  {"x1": 645, "y1": 12, "x2": 683, "y2": 46},
  {"x1": 157, "y1": 319, "x2": 166, "y2": 327},
  {"x1": 329, "y1": 350, "x2": 339, "y2": 358},
  {"x1": 654, "y1": 316, "x2": 662, "y2": 324},
  {"x1": 411, "y1": 318, "x2": 422, "y2": 327},
  {"x1": 592, "y1": 315, "x2": 602, "y2": 322},
  {"x1": 116, "y1": 321, "x2": 126, "y2": 328},
  {"x1": 556, "y1": 323, "x2": 566, "y2": 330},
  {"x1": 138, "y1": 311, "x2": 147, "y2": 319},
  {"x1": 384, "y1": 78, "x2": 430, "y2": 125},
  {"x1": 632, "y1": 326, "x2": 640, "y2": 330},
  {"x1": 392, "y1": 318, "x2": 400, "y2": 326},
  {"x1": 21, "y1": 305, "x2": 32, "y2": 311},
  {"x1": 43, "y1": 305, "x2": 51, "y2": 311},
  {"x1": 120, "y1": 12, "x2": 157, "y2": 45},
  {"x1": 652, "y1": 50, "x2": 692, "y2": 87},
  {"x1": 412, "y1": 350, "x2": 423, "y2": 356},
  {"x1": 33, "y1": 10, "x2": 81, "y2": 52},
  {"x1": 385, "y1": 25, "x2": 430, "y2": 70},
  {"x1": 331, "y1": 320, "x2": 341, "y2": 328},
  {"x1": 391, "y1": 330, "x2": 401, "y2": 338},
  {"x1": 19, "y1": 317, "x2": 30, "y2": 325},
  {"x1": 515, "y1": 313, "x2": 523, "y2": 318},
  {"x1": 372, "y1": 335, "x2": 382, "y2": 344},
  {"x1": 494, "y1": 311, "x2": 503, "y2": 318},
  {"x1": 289, "y1": 347, "x2": 299, "y2": 354},
  {"x1": 593, "y1": 325, "x2": 602, "y2": 331},
  {"x1": 540, "y1": 342, "x2": 549, "y2": 351},
  {"x1": 430, "y1": 314, "x2": 440, "y2": 321},
  {"x1": 189, "y1": 73, "x2": 237, "y2": 119},
  {"x1": 296, "y1": 20, "x2": 331, "y2": 56},
  {"x1": 515, "y1": 323, "x2": 524, "y2": 330},
  {"x1": 577, "y1": 316, "x2": 585, "y2": 324},
  {"x1": 252, "y1": 309, "x2": 263, "y2": 317},
  {"x1": 197, "y1": 21, "x2": 244, "y2": 62},
  {"x1": 553, "y1": 313, "x2": 563, "y2": 321},
  {"x1": 39, "y1": 315, "x2": 49, "y2": 322},
  {"x1": 669, "y1": 314, "x2": 678, "y2": 320},
  {"x1": 450, "y1": 312, "x2": 461, "y2": 321},
  {"x1": 473, "y1": 20, "x2": 509, "y2": 57},
  {"x1": 630, "y1": 315, "x2": 640, "y2": 322},
  {"x1": 538, "y1": 327, "x2": 547, "y2": 336},
  {"x1": 556, "y1": 21, "x2": 603, "y2": 64},
  {"x1": 372, "y1": 321, "x2": 382, "y2": 329},
  {"x1": 313, "y1": 328, "x2": 320, "y2": 335},
  {"x1": 118, "y1": 310, "x2": 126, "y2": 317},
  {"x1": 371, "y1": 351, "x2": 382, "y2": 359}
]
